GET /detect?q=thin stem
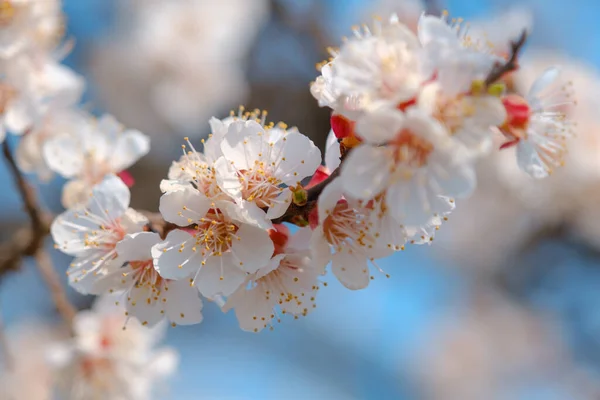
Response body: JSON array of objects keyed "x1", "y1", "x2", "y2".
[
  {"x1": 484, "y1": 30, "x2": 528, "y2": 86},
  {"x1": 34, "y1": 249, "x2": 77, "y2": 327},
  {"x1": 0, "y1": 306, "x2": 13, "y2": 371},
  {"x1": 2, "y1": 139, "x2": 44, "y2": 243}
]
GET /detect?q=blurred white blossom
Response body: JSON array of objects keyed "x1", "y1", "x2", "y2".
[
  {"x1": 89, "y1": 0, "x2": 269, "y2": 143},
  {"x1": 47, "y1": 295, "x2": 178, "y2": 400}
]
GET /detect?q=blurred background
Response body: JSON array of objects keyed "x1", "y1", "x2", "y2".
[{"x1": 2, "y1": 0, "x2": 600, "y2": 398}]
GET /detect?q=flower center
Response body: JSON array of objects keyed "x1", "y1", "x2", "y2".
[
  {"x1": 322, "y1": 201, "x2": 365, "y2": 249},
  {"x1": 390, "y1": 129, "x2": 434, "y2": 168},
  {"x1": 194, "y1": 211, "x2": 239, "y2": 257},
  {"x1": 432, "y1": 95, "x2": 473, "y2": 134},
  {"x1": 130, "y1": 259, "x2": 166, "y2": 294},
  {"x1": 82, "y1": 218, "x2": 126, "y2": 250},
  {"x1": 239, "y1": 165, "x2": 283, "y2": 208}
]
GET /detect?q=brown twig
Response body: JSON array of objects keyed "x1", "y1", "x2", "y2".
[
  {"x1": 34, "y1": 249, "x2": 77, "y2": 327},
  {"x1": 484, "y1": 30, "x2": 528, "y2": 86},
  {"x1": 1, "y1": 140, "x2": 75, "y2": 329},
  {"x1": 139, "y1": 210, "x2": 181, "y2": 239},
  {"x1": 0, "y1": 141, "x2": 51, "y2": 279},
  {"x1": 0, "y1": 306, "x2": 13, "y2": 371}
]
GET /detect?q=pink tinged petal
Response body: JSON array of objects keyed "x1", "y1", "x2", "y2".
[
  {"x1": 275, "y1": 131, "x2": 322, "y2": 185},
  {"x1": 340, "y1": 145, "x2": 392, "y2": 200},
  {"x1": 109, "y1": 130, "x2": 150, "y2": 172},
  {"x1": 158, "y1": 187, "x2": 210, "y2": 226},
  {"x1": 87, "y1": 175, "x2": 131, "y2": 221},
  {"x1": 195, "y1": 253, "x2": 247, "y2": 297},
  {"x1": 126, "y1": 285, "x2": 164, "y2": 327},
  {"x1": 418, "y1": 14, "x2": 458, "y2": 46},
  {"x1": 317, "y1": 178, "x2": 343, "y2": 224},
  {"x1": 43, "y1": 134, "x2": 85, "y2": 178},
  {"x1": 265, "y1": 190, "x2": 292, "y2": 219},
  {"x1": 163, "y1": 279, "x2": 203, "y2": 325},
  {"x1": 220, "y1": 120, "x2": 264, "y2": 170},
  {"x1": 115, "y1": 232, "x2": 161, "y2": 263},
  {"x1": 355, "y1": 107, "x2": 405, "y2": 145},
  {"x1": 325, "y1": 130, "x2": 341, "y2": 171},
  {"x1": 214, "y1": 156, "x2": 243, "y2": 200},
  {"x1": 528, "y1": 67, "x2": 561, "y2": 101},
  {"x1": 331, "y1": 249, "x2": 370, "y2": 290},
  {"x1": 152, "y1": 230, "x2": 198, "y2": 280},
  {"x1": 231, "y1": 224, "x2": 274, "y2": 274}
]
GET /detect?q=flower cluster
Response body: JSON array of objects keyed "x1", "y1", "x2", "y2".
[
  {"x1": 0, "y1": 0, "x2": 150, "y2": 207},
  {"x1": 47, "y1": 11, "x2": 575, "y2": 334},
  {"x1": 46, "y1": 295, "x2": 177, "y2": 400}
]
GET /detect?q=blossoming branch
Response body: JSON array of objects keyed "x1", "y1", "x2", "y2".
[{"x1": 0, "y1": 2, "x2": 575, "y2": 339}]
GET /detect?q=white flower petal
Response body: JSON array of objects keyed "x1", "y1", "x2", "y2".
[
  {"x1": 43, "y1": 134, "x2": 84, "y2": 178},
  {"x1": 109, "y1": 130, "x2": 150, "y2": 172},
  {"x1": 418, "y1": 14, "x2": 459, "y2": 46},
  {"x1": 61, "y1": 179, "x2": 90, "y2": 208},
  {"x1": 159, "y1": 187, "x2": 210, "y2": 226},
  {"x1": 317, "y1": 178, "x2": 343, "y2": 224},
  {"x1": 516, "y1": 140, "x2": 550, "y2": 178},
  {"x1": 231, "y1": 224, "x2": 274, "y2": 274},
  {"x1": 274, "y1": 131, "x2": 322, "y2": 185},
  {"x1": 528, "y1": 67, "x2": 561, "y2": 100},
  {"x1": 194, "y1": 253, "x2": 247, "y2": 297},
  {"x1": 214, "y1": 156, "x2": 243, "y2": 200},
  {"x1": 126, "y1": 285, "x2": 164, "y2": 327},
  {"x1": 220, "y1": 120, "x2": 264, "y2": 170},
  {"x1": 115, "y1": 232, "x2": 161, "y2": 262},
  {"x1": 152, "y1": 230, "x2": 198, "y2": 280},
  {"x1": 434, "y1": 163, "x2": 476, "y2": 198},
  {"x1": 265, "y1": 190, "x2": 292, "y2": 219},
  {"x1": 331, "y1": 249, "x2": 369, "y2": 290},
  {"x1": 340, "y1": 145, "x2": 391, "y2": 200},
  {"x1": 163, "y1": 279, "x2": 203, "y2": 325},
  {"x1": 355, "y1": 107, "x2": 405, "y2": 145},
  {"x1": 325, "y1": 130, "x2": 341, "y2": 171},
  {"x1": 87, "y1": 175, "x2": 131, "y2": 221}
]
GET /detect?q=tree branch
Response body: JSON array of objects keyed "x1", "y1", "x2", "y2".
[
  {"x1": 484, "y1": 29, "x2": 528, "y2": 86},
  {"x1": 34, "y1": 249, "x2": 77, "y2": 327},
  {"x1": 0, "y1": 140, "x2": 51, "y2": 280}
]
